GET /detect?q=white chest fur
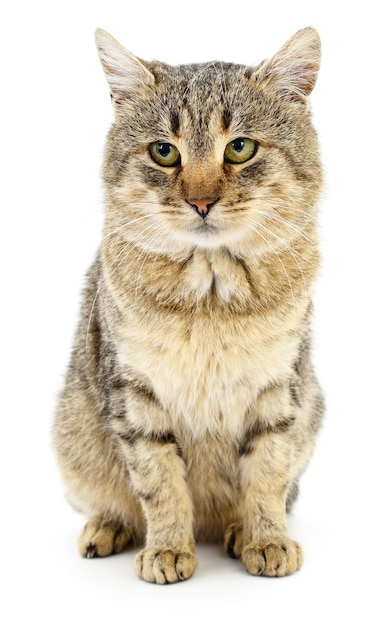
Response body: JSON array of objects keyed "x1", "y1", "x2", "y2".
[{"x1": 117, "y1": 305, "x2": 300, "y2": 438}]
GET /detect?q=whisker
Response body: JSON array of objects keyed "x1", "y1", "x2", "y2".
[
  {"x1": 247, "y1": 222, "x2": 297, "y2": 314},
  {"x1": 246, "y1": 215, "x2": 310, "y2": 311},
  {"x1": 85, "y1": 285, "x2": 102, "y2": 351},
  {"x1": 133, "y1": 229, "x2": 168, "y2": 299},
  {"x1": 85, "y1": 239, "x2": 135, "y2": 350},
  {"x1": 260, "y1": 210, "x2": 316, "y2": 244},
  {"x1": 85, "y1": 217, "x2": 165, "y2": 348},
  {"x1": 248, "y1": 196, "x2": 315, "y2": 217},
  {"x1": 101, "y1": 213, "x2": 160, "y2": 242}
]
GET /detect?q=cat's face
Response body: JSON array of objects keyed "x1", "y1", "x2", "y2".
[{"x1": 97, "y1": 28, "x2": 322, "y2": 257}]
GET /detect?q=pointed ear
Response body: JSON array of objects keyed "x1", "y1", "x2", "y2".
[
  {"x1": 254, "y1": 27, "x2": 321, "y2": 104},
  {"x1": 95, "y1": 29, "x2": 155, "y2": 104}
]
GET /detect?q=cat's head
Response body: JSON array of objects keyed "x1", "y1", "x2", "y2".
[{"x1": 96, "y1": 28, "x2": 322, "y2": 257}]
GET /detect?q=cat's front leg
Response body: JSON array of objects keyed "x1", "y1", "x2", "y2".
[
  {"x1": 239, "y1": 426, "x2": 303, "y2": 577},
  {"x1": 118, "y1": 429, "x2": 197, "y2": 584}
]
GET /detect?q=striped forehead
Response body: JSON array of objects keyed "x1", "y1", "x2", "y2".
[
  {"x1": 167, "y1": 62, "x2": 239, "y2": 106},
  {"x1": 165, "y1": 67, "x2": 238, "y2": 149}
]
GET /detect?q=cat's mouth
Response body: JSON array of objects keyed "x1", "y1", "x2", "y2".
[
  {"x1": 190, "y1": 218, "x2": 230, "y2": 244},
  {"x1": 164, "y1": 206, "x2": 249, "y2": 249},
  {"x1": 193, "y1": 220, "x2": 218, "y2": 235},
  {"x1": 181, "y1": 217, "x2": 246, "y2": 249}
]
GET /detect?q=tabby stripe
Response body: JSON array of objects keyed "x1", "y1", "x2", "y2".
[
  {"x1": 129, "y1": 380, "x2": 159, "y2": 404},
  {"x1": 118, "y1": 429, "x2": 182, "y2": 457},
  {"x1": 118, "y1": 429, "x2": 177, "y2": 446},
  {"x1": 238, "y1": 417, "x2": 295, "y2": 456},
  {"x1": 289, "y1": 383, "x2": 301, "y2": 407},
  {"x1": 170, "y1": 110, "x2": 180, "y2": 135},
  {"x1": 221, "y1": 107, "x2": 232, "y2": 131}
]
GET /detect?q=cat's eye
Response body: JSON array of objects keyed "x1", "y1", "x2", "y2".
[
  {"x1": 224, "y1": 138, "x2": 256, "y2": 164},
  {"x1": 150, "y1": 142, "x2": 181, "y2": 167}
]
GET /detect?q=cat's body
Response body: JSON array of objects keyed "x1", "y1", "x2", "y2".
[{"x1": 53, "y1": 27, "x2": 324, "y2": 584}]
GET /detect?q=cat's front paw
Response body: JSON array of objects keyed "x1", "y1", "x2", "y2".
[
  {"x1": 135, "y1": 548, "x2": 197, "y2": 584},
  {"x1": 241, "y1": 539, "x2": 303, "y2": 577}
]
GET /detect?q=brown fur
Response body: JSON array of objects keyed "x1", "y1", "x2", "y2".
[{"x1": 53, "y1": 26, "x2": 324, "y2": 584}]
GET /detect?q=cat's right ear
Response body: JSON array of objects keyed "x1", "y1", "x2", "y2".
[{"x1": 95, "y1": 29, "x2": 155, "y2": 106}]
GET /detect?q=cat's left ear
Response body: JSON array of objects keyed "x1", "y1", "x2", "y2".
[
  {"x1": 95, "y1": 29, "x2": 155, "y2": 106},
  {"x1": 254, "y1": 27, "x2": 321, "y2": 104}
]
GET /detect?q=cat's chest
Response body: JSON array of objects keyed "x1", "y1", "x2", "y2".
[{"x1": 117, "y1": 305, "x2": 300, "y2": 437}]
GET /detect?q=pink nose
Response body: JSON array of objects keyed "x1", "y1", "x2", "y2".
[{"x1": 187, "y1": 198, "x2": 217, "y2": 218}]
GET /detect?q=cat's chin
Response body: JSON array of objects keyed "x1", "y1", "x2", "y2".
[{"x1": 173, "y1": 225, "x2": 251, "y2": 251}]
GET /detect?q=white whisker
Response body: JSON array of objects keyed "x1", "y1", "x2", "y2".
[
  {"x1": 261, "y1": 210, "x2": 315, "y2": 244},
  {"x1": 85, "y1": 216, "x2": 164, "y2": 348},
  {"x1": 247, "y1": 222, "x2": 297, "y2": 314},
  {"x1": 133, "y1": 229, "x2": 168, "y2": 299}
]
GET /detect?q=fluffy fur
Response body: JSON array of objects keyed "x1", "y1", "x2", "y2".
[{"x1": 53, "y1": 26, "x2": 324, "y2": 584}]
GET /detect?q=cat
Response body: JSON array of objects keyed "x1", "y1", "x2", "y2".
[{"x1": 53, "y1": 26, "x2": 324, "y2": 584}]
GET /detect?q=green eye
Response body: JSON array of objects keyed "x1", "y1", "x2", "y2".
[
  {"x1": 224, "y1": 138, "x2": 256, "y2": 164},
  {"x1": 150, "y1": 142, "x2": 181, "y2": 167}
]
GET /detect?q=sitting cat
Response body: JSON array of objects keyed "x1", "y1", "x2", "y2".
[{"x1": 53, "y1": 26, "x2": 324, "y2": 584}]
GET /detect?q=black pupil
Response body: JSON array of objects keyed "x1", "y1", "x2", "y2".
[
  {"x1": 233, "y1": 139, "x2": 245, "y2": 153},
  {"x1": 158, "y1": 143, "x2": 171, "y2": 157}
]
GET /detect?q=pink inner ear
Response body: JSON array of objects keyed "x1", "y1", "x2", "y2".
[
  {"x1": 256, "y1": 28, "x2": 321, "y2": 103},
  {"x1": 291, "y1": 62, "x2": 319, "y2": 100}
]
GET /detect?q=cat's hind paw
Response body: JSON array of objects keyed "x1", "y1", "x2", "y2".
[
  {"x1": 241, "y1": 539, "x2": 303, "y2": 577},
  {"x1": 135, "y1": 548, "x2": 197, "y2": 584},
  {"x1": 78, "y1": 514, "x2": 132, "y2": 558},
  {"x1": 224, "y1": 522, "x2": 243, "y2": 559}
]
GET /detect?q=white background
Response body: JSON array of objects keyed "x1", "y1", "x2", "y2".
[{"x1": 1, "y1": 1, "x2": 390, "y2": 624}]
